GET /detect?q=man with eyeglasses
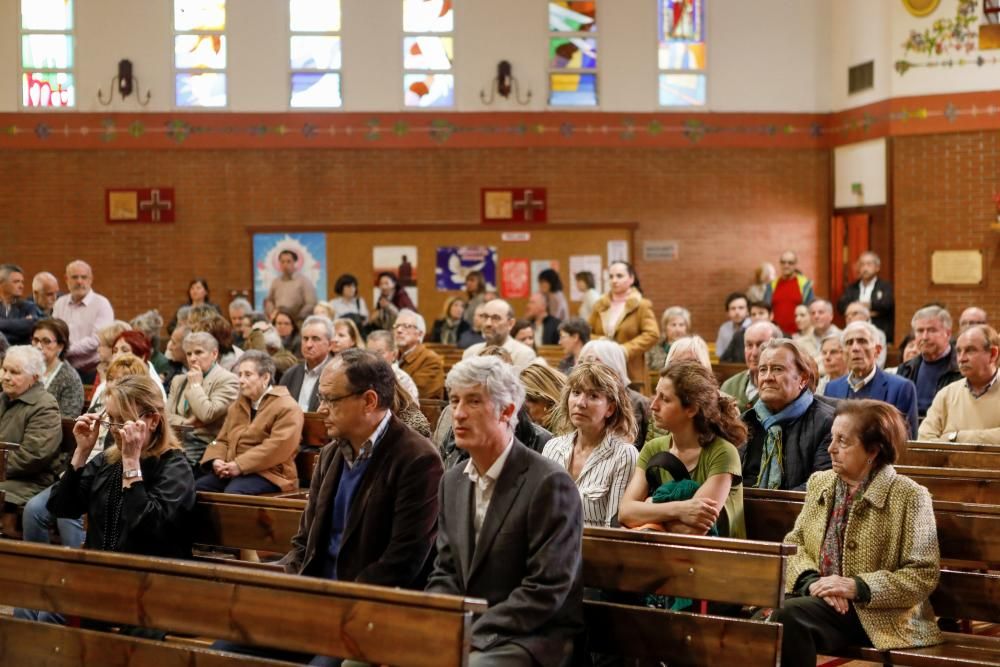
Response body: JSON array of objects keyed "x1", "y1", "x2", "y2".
[
  {"x1": 763, "y1": 251, "x2": 815, "y2": 336},
  {"x1": 0, "y1": 263, "x2": 42, "y2": 346},
  {"x1": 462, "y1": 298, "x2": 537, "y2": 370},
  {"x1": 394, "y1": 309, "x2": 445, "y2": 400}
]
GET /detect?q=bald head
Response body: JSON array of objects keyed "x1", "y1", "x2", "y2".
[
  {"x1": 744, "y1": 320, "x2": 782, "y2": 372},
  {"x1": 65, "y1": 260, "x2": 93, "y2": 302},
  {"x1": 959, "y1": 307, "x2": 988, "y2": 332}
]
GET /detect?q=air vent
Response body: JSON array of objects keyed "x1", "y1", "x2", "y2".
[{"x1": 848, "y1": 61, "x2": 874, "y2": 95}]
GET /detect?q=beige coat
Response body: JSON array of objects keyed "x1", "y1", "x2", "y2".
[
  {"x1": 784, "y1": 467, "x2": 942, "y2": 650},
  {"x1": 167, "y1": 364, "x2": 239, "y2": 448},
  {"x1": 587, "y1": 290, "x2": 660, "y2": 386},
  {"x1": 201, "y1": 385, "x2": 303, "y2": 493}
]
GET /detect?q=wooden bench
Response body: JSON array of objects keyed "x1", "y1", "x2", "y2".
[
  {"x1": 0, "y1": 540, "x2": 485, "y2": 667},
  {"x1": 899, "y1": 443, "x2": 1000, "y2": 470},
  {"x1": 895, "y1": 465, "x2": 1000, "y2": 505},
  {"x1": 294, "y1": 412, "x2": 328, "y2": 488}
]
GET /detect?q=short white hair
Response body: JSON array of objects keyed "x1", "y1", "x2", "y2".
[
  {"x1": 302, "y1": 314, "x2": 334, "y2": 340},
  {"x1": 229, "y1": 297, "x2": 252, "y2": 314},
  {"x1": 578, "y1": 340, "x2": 630, "y2": 388},
  {"x1": 3, "y1": 345, "x2": 46, "y2": 379},
  {"x1": 446, "y1": 356, "x2": 524, "y2": 429},
  {"x1": 664, "y1": 335, "x2": 711, "y2": 370},
  {"x1": 182, "y1": 331, "x2": 219, "y2": 352},
  {"x1": 841, "y1": 321, "x2": 881, "y2": 345},
  {"x1": 396, "y1": 308, "x2": 426, "y2": 334}
]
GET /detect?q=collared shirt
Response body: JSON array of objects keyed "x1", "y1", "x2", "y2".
[
  {"x1": 463, "y1": 436, "x2": 514, "y2": 543},
  {"x1": 848, "y1": 364, "x2": 879, "y2": 393},
  {"x1": 968, "y1": 369, "x2": 1000, "y2": 399},
  {"x1": 858, "y1": 278, "x2": 877, "y2": 304},
  {"x1": 338, "y1": 409, "x2": 392, "y2": 470},
  {"x1": 298, "y1": 356, "x2": 331, "y2": 412},
  {"x1": 52, "y1": 289, "x2": 115, "y2": 371},
  {"x1": 746, "y1": 377, "x2": 759, "y2": 403}
]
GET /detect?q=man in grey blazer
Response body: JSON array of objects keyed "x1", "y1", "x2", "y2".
[
  {"x1": 280, "y1": 315, "x2": 334, "y2": 413},
  {"x1": 426, "y1": 356, "x2": 583, "y2": 667}
]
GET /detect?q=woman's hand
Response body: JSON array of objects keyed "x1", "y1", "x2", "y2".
[
  {"x1": 676, "y1": 497, "x2": 720, "y2": 533},
  {"x1": 808, "y1": 575, "x2": 857, "y2": 614},
  {"x1": 71, "y1": 413, "x2": 102, "y2": 468},
  {"x1": 186, "y1": 364, "x2": 204, "y2": 386},
  {"x1": 118, "y1": 419, "x2": 149, "y2": 467}
]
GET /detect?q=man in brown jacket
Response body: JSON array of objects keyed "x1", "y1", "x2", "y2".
[
  {"x1": 394, "y1": 309, "x2": 445, "y2": 399},
  {"x1": 197, "y1": 350, "x2": 302, "y2": 494}
]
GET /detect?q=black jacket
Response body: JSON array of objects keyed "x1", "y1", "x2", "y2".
[
  {"x1": 0, "y1": 299, "x2": 42, "y2": 345},
  {"x1": 430, "y1": 317, "x2": 471, "y2": 345},
  {"x1": 279, "y1": 358, "x2": 331, "y2": 412},
  {"x1": 836, "y1": 278, "x2": 895, "y2": 341},
  {"x1": 741, "y1": 396, "x2": 835, "y2": 492}
]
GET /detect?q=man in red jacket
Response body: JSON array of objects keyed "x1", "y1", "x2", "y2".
[{"x1": 764, "y1": 251, "x2": 815, "y2": 336}]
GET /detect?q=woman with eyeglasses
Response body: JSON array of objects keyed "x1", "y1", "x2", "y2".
[{"x1": 31, "y1": 318, "x2": 84, "y2": 418}]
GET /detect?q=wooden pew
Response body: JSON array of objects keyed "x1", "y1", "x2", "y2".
[
  {"x1": 899, "y1": 443, "x2": 1000, "y2": 470},
  {"x1": 295, "y1": 412, "x2": 328, "y2": 488},
  {"x1": 193, "y1": 492, "x2": 304, "y2": 557},
  {"x1": 0, "y1": 540, "x2": 485, "y2": 667},
  {"x1": 895, "y1": 465, "x2": 1000, "y2": 505}
]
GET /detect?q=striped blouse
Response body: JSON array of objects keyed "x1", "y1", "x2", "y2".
[{"x1": 542, "y1": 432, "x2": 637, "y2": 527}]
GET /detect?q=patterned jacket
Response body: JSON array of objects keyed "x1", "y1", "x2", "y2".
[{"x1": 784, "y1": 466, "x2": 942, "y2": 650}]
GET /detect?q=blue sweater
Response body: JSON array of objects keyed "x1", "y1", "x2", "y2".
[{"x1": 323, "y1": 457, "x2": 372, "y2": 580}]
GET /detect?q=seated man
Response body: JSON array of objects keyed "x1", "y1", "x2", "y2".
[
  {"x1": 366, "y1": 329, "x2": 419, "y2": 401},
  {"x1": 825, "y1": 322, "x2": 918, "y2": 437},
  {"x1": 959, "y1": 306, "x2": 988, "y2": 331},
  {"x1": 715, "y1": 292, "x2": 750, "y2": 360},
  {"x1": 427, "y1": 356, "x2": 583, "y2": 667},
  {"x1": 844, "y1": 301, "x2": 888, "y2": 368},
  {"x1": 897, "y1": 305, "x2": 962, "y2": 419},
  {"x1": 394, "y1": 309, "x2": 445, "y2": 399},
  {"x1": 458, "y1": 303, "x2": 487, "y2": 350},
  {"x1": 280, "y1": 315, "x2": 334, "y2": 412},
  {"x1": 166, "y1": 331, "x2": 240, "y2": 468},
  {"x1": 741, "y1": 339, "x2": 834, "y2": 491},
  {"x1": 918, "y1": 325, "x2": 1000, "y2": 444},
  {"x1": 557, "y1": 317, "x2": 590, "y2": 374},
  {"x1": 0, "y1": 264, "x2": 41, "y2": 346},
  {"x1": 815, "y1": 334, "x2": 847, "y2": 396},
  {"x1": 720, "y1": 300, "x2": 773, "y2": 363},
  {"x1": 463, "y1": 299, "x2": 537, "y2": 370},
  {"x1": 720, "y1": 320, "x2": 783, "y2": 412},
  {"x1": 198, "y1": 351, "x2": 302, "y2": 494}
]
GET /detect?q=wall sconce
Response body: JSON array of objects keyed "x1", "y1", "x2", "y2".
[
  {"x1": 480, "y1": 60, "x2": 531, "y2": 105},
  {"x1": 98, "y1": 59, "x2": 151, "y2": 106}
]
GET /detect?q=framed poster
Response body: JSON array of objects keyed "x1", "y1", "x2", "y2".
[{"x1": 252, "y1": 232, "x2": 327, "y2": 311}]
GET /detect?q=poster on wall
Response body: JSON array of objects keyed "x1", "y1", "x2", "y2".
[
  {"x1": 500, "y1": 259, "x2": 530, "y2": 299},
  {"x1": 436, "y1": 246, "x2": 498, "y2": 291},
  {"x1": 568, "y1": 255, "x2": 603, "y2": 301},
  {"x1": 373, "y1": 245, "x2": 418, "y2": 308},
  {"x1": 530, "y1": 259, "x2": 559, "y2": 295},
  {"x1": 252, "y1": 232, "x2": 327, "y2": 312},
  {"x1": 607, "y1": 240, "x2": 629, "y2": 264}
]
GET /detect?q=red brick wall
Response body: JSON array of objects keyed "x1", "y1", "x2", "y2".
[
  {"x1": 2, "y1": 147, "x2": 830, "y2": 341},
  {"x1": 892, "y1": 132, "x2": 1000, "y2": 340}
]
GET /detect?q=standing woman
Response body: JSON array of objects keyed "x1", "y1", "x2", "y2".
[
  {"x1": 538, "y1": 268, "x2": 570, "y2": 322},
  {"x1": 31, "y1": 318, "x2": 84, "y2": 418},
  {"x1": 619, "y1": 361, "x2": 747, "y2": 538},
  {"x1": 588, "y1": 261, "x2": 659, "y2": 390},
  {"x1": 542, "y1": 361, "x2": 637, "y2": 527},
  {"x1": 169, "y1": 278, "x2": 220, "y2": 333},
  {"x1": 461, "y1": 271, "x2": 487, "y2": 326}
]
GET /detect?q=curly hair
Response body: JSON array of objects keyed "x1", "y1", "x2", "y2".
[{"x1": 659, "y1": 361, "x2": 747, "y2": 447}]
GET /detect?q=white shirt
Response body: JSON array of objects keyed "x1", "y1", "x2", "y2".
[
  {"x1": 462, "y1": 337, "x2": 537, "y2": 370},
  {"x1": 392, "y1": 363, "x2": 420, "y2": 401},
  {"x1": 858, "y1": 278, "x2": 877, "y2": 304},
  {"x1": 298, "y1": 357, "x2": 331, "y2": 412},
  {"x1": 542, "y1": 432, "x2": 637, "y2": 527},
  {"x1": 463, "y1": 436, "x2": 514, "y2": 543},
  {"x1": 848, "y1": 364, "x2": 879, "y2": 393}
]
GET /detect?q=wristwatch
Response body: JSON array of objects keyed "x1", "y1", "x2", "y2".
[{"x1": 123, "y1": 468, "x2": 143, "y2": 480}]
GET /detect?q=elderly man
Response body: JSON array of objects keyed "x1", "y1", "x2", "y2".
[
  {"x1": 426, "y1": 356, "x2": 583, "y2": 666},
  {"x1": 265, "y1": 250, "x2": 317, "y2": 321},
  {"x1": 198, "y1": 351, "x2": 302, "y2": 494},
  {"x1": 825, "y1": 322, "x2": 918, "y2": 437},
  {"x1": 52, "y1": 260, "x2": 114, "y2": 382},
  {"x1": 393, "y1": 309, "x2": 445, "y2": 400},
  {"x1": 816, "y1": 335, "x2": 847, "y2": 395},
  {"x1": 807, "y1": 300, "x2": 841, "y2": 361},
  {"x1": 367, "y1": 329, "x2": 419, "y2": 401},
  {"x1": 741, "y1": 339, "x2": 834, "y2": 491},
  {"x1": 959, "y1": 307, "x2": 988, "y2": 331},
  {"x1": 844, "y1": 301, "x2": 888, "y2": 368},
  {"x1": 897, "y1": 306, "x2": 962, "y2": 419},
  {"x1": 463, "y1": 299, "x2": 537, "y2": 370},
  {"x1": 764, "y1": 251, "x2": 815, "y2": 335},
  {"x1": 227, "y1": 297, "x2": 253, "y2": 347},
  {"x1": 720, "y1": 320, "x2": 783, "y2": 412},
  {"x1": 30, "y1": 271, "x2": 60, "y2": 318},
  {"x1": 280, "y1": 315, "x2": 334, "y2": 412},
  {"x1": 0, "y1": 264, "x2": 41, "y2": 346},
  {"x1": 918, "y1": 325, "x2": 1000, "y2": 444},
  {"x1": 458, "y1": 303, "x2": 488, "y2": 349},
  {"x1": 525, "y1": 292, "x2": 561, "y2": 347},
  {"x1": 837, "y1": 252, "x2": 895, "y2": 341},
  {"x1": 167, "y1": 331, "x2": 240, "y2": 468}
]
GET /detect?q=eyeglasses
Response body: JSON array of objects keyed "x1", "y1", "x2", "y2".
[
  {"x1": 99, "y1": 412, "x2": 152, "y2": 432},
  {"x1": 318, "y1": 390, "x2": 364, "y2": 407},
  {"x1": 393, "y1": 323, "x2": 418, "y2": 331},
  {"x1": 31, "y1": 337, "x2": 56, "y2": 346}
]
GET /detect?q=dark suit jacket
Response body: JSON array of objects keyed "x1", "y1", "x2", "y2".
[
  {"x1": 741, "y1": 395, "x2": 835, "y2": 491},
  {"x1": 426, "y1": 440, "x2": 583, "y2": 666},
  {"x1": 0, "y1": 299, "x2": 42, "y2": 345},
  {"x1": 535, "y1": 315, "x2": 561, "y2": 346},
  {"x1": 280, "y1": 414, "x2": 443, "y2": 589},
  {"x1": 825, "y1": 368, "x2": 919, "y2": 438},
  {"x1": 836, "y1": 278, "x2": 895, "y2": 341},
  {"x1": 278, "y1": 358, "x2": 330, "y2": 413}
]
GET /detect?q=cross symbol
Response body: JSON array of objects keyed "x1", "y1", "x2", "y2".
[
  {"x1": 139, "y1": 189, "x2": 173, "y2": 221},
  {"x1": 513, "y1": 189, "x2": 545, "y2": 221}
]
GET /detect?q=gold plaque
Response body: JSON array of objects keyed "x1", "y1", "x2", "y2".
[
  {"x1": 980, "y1": 24, "x2": 1000, "y2": 50},
  {"x1": 484, "y1": 191, "x2": 513, "y2": 220},
  {"x1": 931, "y1": 250, "x2": 983, "y2": 285},
  {"x1": 108, "y1": 191, "x2": 138, "y2": 220}
]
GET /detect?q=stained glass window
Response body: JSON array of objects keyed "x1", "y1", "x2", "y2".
[
  {"x1": 20, "y1": 0, "x2": 75, "y2": 108},
  {"x1": 404, "y1": 0, "x2": 454, "y2": 108},
  {"x1": 290, "y1": 0, "x2": 342, "y2": 108},
  {"x1": 174, "y1": 0, "x2": 227, "y2": 107},
  {"x1": 548, "y1": 2, "x2": 597, "y2": 107},
  {"x1": 658, "y1": 0, "x2": 706, "y2": 107}
]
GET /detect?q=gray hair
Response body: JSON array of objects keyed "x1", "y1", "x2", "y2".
[
  {"x1": 859, "y1": 251, "x2": 881, "y2": 268},
  {"x1": 175, "y1": 305, "x2": 192, "y2": 324},
  {"x1": 131, "y1": 310, "x2": 164, "y2": 338},
  {"x1": 396, "y1": 308, "x2": 426, "y2": 334},
  {"x1": 0, "y1": 264, "x2": 23, "y2": 283},
  {"x1": 664, "y1": 335, "x2": 711, "y2": 370},
  {"x1": 820, "y1": 333, "x2": 843, "y2": 351},
  {"x1": 661, "y1": 306, "x2": 691, "y2": 330},
  {"x1": 810, "y1": 299, "x2": 833, "y2": 314},
  {"x1": 301, "y1": 314, "x2": 334, "y2": 340},
  {"x1": 236, "y1": 349, "x2": 276, "y2": 380},
  {"x1": 578, "y1": 340, "x2": 630, "y2": 388},
  {"x1": 845, "y1": 301, "x2": 871, "y2": 320},
  {"x1": 3, "y1": 345, "x2": 46, "y2": 379},
  {"x1": 746, "y1": 320, "x2": 784, "y2": 341},
  {"x1": 182, "y1": 331, "x2": 219, "y2": 353},
  {"x1": 32, "y1": 271, "x2": 57, "y2": 291},
  {"x1": 229, "y1": 297, "x2": 253, "y2": 315},
  {"x1": 261, "y1": 327, "x2": 283, "y2": 352},
  {"x1": 367, "y1": 329, "x2": 396, "y2": 351},
  {"x1": 446, "y1": 356, "x2": 525, "y2": 429},
  {"x1": 840, "y1": 321, "x2": 881, "y2": 345},
  {"x1": 911, "y1": 305, "x2": 952, "y2": 331}
]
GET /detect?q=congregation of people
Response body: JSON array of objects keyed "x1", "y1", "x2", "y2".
[{"x1": 0, "y1": 247, "x2": 997, "y2": 666}]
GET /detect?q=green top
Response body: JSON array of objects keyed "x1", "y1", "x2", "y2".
[{"x1": 637, "y1": 434, "x2": 745, "y2": 539}]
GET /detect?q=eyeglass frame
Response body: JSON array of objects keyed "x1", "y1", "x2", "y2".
[
  {"x1": 98, "y1": 411, "x2": 153, "y2": 432},
  {"x1": 317, "y1": 390, "x2": 366, "y2": 407}
]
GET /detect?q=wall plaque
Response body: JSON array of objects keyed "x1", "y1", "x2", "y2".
[
  {"x1": 931, "y1": 250, "x2": 983, "y2": 285},
  {"x1": 643, "y1": 240, "x2": 679, "y2": 262}
]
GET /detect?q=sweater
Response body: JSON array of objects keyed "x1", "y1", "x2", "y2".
[{"x1": 917, "y1": 375, "x2": 1000, "y2": 444}]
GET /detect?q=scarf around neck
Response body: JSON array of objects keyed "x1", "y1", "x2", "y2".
[{"x1": 753, "y1": 389, "x2": 814, "y2": 489}]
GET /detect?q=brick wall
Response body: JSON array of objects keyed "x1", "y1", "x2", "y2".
[{"x1": 2, "y1": 147, "x2": 830, "y2": 341}]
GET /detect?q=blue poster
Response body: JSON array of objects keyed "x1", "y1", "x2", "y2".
[
  {"x1": 435, "y1": 246, "x2": 498, "y2": 291},
  {"x1": 252, "y1": 233, "x2": 327, "y2": 311}
]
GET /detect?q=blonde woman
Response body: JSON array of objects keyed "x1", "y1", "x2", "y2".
[
  {"x1": 542, "y1": 361, "x2": 638, "y2": 527},
  {"x1": 331, "y1": 317, "x2": 365, "y2": 354},
  {"x1": 664, "y1": 335, "x2": 712, "y2": 370},
  {"x1": 520, "y1": 363, "x2": 568, "y2": 434}
]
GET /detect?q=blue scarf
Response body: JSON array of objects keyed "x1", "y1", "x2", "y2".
[{"x1": 753, "y1": 390, "x2": 814, "y2": 489}]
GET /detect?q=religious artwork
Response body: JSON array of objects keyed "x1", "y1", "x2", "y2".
[
  {"x1": 658, "y1": 0, "x2": 706, "y2": 107},
  {"x1": 436, "y1": 246, "x2": 498, "y2": 291},
  {"x1": 530, "y1": 260, "x2": 560, "y2": 296},
  {"x1": 404, "y1": 0, "x2": 455, "y2": 107},
  {"x1": 500, "y1": 259, "x2": 531, "y2": 299},
  {"x1": 290, "y1": 0, "x2": 343, "y2": 108},
  {"x1": 481, "y1": 188, "x2": 548, "y2": 223},
  {"x1": 105, "y1": 188, "x2": 175, "y2": 224},
  {"x1": 568, "y1": 255, "x2": 602, "y2": 301},
  {"x1": 548, "y1": 1, "x2": 598, "y2": 106},
  {"x1": 896, "y1": 0, "x2": 982, "y2": 74},
  {"x1": 252, "y1": 233, "x2": 327, "y2": 311},
  {"x1": 21, "y1": 0, "x2": 75, "y2": 108},
  {"x1": 174, "y1": 0, "x2": 227, "y2": 107}
]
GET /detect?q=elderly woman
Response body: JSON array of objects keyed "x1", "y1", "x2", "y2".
[
  {"x1": 430, "y1": 296, "x2": 470, "y2": 345},
  {"x1": 197, "y1": 351, "x2": 302, "y2": 494},
  {"x1": 620, "y1": 361, "x2": 747, "y2": 539},
  {"x1": 542, "y1": 362, "x2": 637, "y2": 527},
  {"x1": 31, "y1": 318, "x2": 84, "y2": 418},
  {"x1": 167, "y1": 331, "x2": 240, "y2": 469},
  {"x1": 520, "y1": 363, "x2": 568, "y2": 434},
  {"x1": 0, "y1": 346, "x2": 62, "y2": 535},
  {"x1": 579, "y1": 339, "x2": 650, "y2": 449},
  {"x1": 588, "y1": 261, "x2": 659, "y2": 389},
  {"x1": 647, "y1": 306, "x2": 692, "y2": 371},
  {"x1": 663, "y1": 335, "x2": 712, "y2": 370},
  {"x1": 770, "y1": 400, "x2": 941, "y2": 666},
  {"x1": 189, "y1": 313, "x2": 243, "y2": 372}
]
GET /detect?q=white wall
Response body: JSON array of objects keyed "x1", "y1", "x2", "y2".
[
  {"x1": 834, "y1": 138, "x2": 887, "y2": 208},
  {"x1": 828, "y1": 0, "x2": 892, "y2": 111}
]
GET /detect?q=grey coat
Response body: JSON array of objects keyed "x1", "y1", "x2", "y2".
[
  {"x1": 46, "y1": 361, "x2": 85, "y2": 418},
  {"x1": 0, "y1": 383, "x2": 63, "y2": 505}
]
